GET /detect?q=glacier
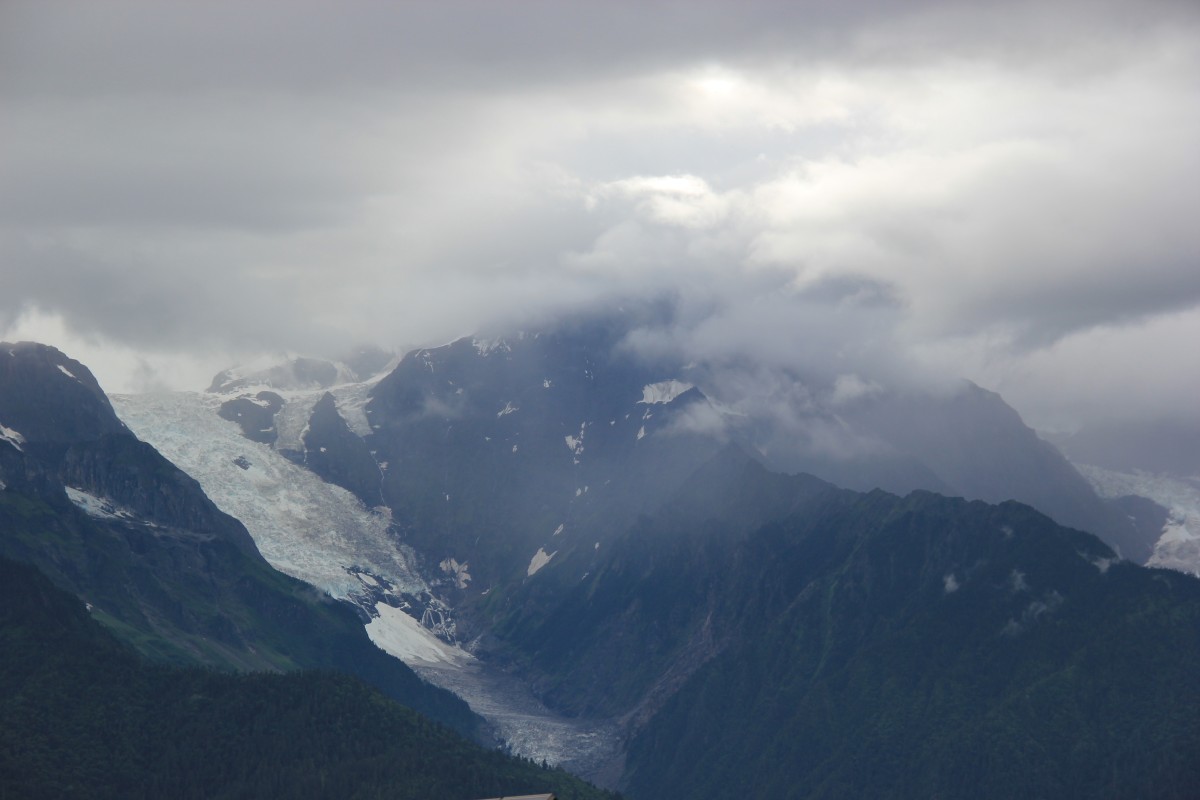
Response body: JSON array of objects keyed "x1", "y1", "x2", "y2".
[
  {"x1": 1078, "y1": 464, "x2": 1200, "y2": 577},
  {"x1": 111, "y1": 387, "x2": 621, "y2": 781},
  {"x1": 112, "y1": 390, "x2": 423, "y2": 600}
]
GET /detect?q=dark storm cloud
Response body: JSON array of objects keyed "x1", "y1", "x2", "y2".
[{"x1": 3, "y1": 0, "x2": 1193, "y2": 96}]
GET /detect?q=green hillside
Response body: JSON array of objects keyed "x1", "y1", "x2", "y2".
[{"x1": 0, "y1": 556, "x2": 616, "y2": 800}]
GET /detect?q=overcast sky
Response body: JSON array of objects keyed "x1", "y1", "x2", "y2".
[{"x1": 2, "y1": 0, "x2": 1198, "y2": 431}]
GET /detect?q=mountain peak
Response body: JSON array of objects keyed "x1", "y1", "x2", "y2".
[{"x1": 0, "y1": 341, "x2": 125, "y2": 444}]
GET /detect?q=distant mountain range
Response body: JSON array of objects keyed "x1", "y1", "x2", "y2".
[{"x1": 147, "y1": 311, "x2": 1164, "y2": 600}]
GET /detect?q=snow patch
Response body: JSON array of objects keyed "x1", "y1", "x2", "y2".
[
  {"x1": 943, "y1": 573, "x2": 960, "y2": 593},
  {"x1": 498, "y1": 401, "x2": 519, "y2": 418},
  {"x1": 543, "y1": 378, "x2": 552, "y2": 389},
  {"x1": 564, "y1": 423, "x2": 586, "y2": 462},
  {"x1": 56, "y1": 364, "x2": 78, "y2": 381},
  {"x1": 0, "y1": 423, "x2": 26, "y2": 452},
  {"x1": 439, "y1": 557, "x2": 472, "y2": 589},
  {"x1": 527, "y1": 548, "x2": 556, "y2": 576},
  {"x1": 636, "y1": 425, "x2": 646, "y2": 441},
  {"x1": 66, "y1": 486, "x2": 138, "y2": 522},
  {"x1": 553, "y1": 523, "x2": 564, "y2": 537},
  {"x1": 639, "y1": 380, "x2": 692, "y2": 405}
]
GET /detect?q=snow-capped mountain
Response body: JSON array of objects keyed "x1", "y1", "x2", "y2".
[
  {"x1": 11, "y1": 335, "x2": 1200, "y2": 797},
  {"x1": 114, "y1": 313, "x2": 1162, "y2": 626},
  {"x1": 102, "y1": 313, "x2": 1174, "y2": 780}
]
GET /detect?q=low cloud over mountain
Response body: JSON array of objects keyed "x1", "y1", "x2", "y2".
[{"x1": 3, "y1": 0, "x2": 1198, "y2": 434}]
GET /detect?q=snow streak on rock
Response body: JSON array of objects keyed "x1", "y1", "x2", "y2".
[
  {"x1": 0, "y1": 422, "x2": 25, "y2": 452},
  {"x1": 65, "y1": 486, "x2": 140, "y2": 522}
]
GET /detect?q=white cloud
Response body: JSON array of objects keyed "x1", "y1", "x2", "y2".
[
  {"x1": 0, "y1": 307, "x2": 237, "y2": 394},
  {"x1": 591, "y1": 175, "x2": 734, "y2": 229},
  {"x1": 0, "y1": 0, "x2": 1196, "y2": 433}
]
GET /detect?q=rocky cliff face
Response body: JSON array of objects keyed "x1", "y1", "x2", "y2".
[
  {"x1": 301, "y1": 392, "x2": 384, "y2": 507},
  {"x1": 1, "y1": 342, "x2": 263, "y2": 560}
]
